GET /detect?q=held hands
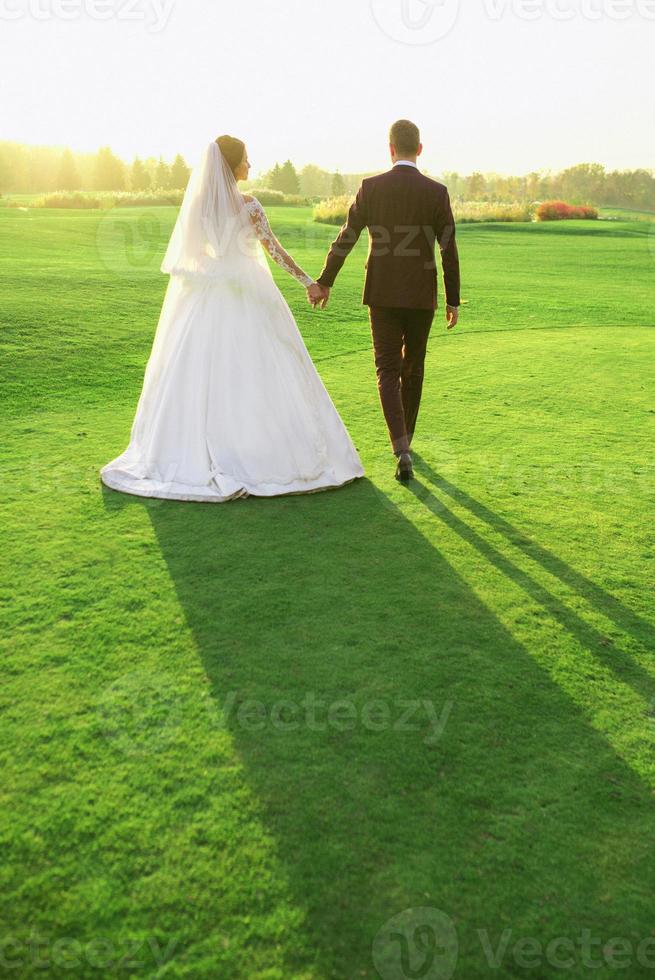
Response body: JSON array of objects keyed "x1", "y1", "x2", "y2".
[
  {"x1": 446, "y1": 305, "x2": 459, "y2": 330},
  {"x1": 307, "y1": 283, "x2": 330, "y2": 310}
]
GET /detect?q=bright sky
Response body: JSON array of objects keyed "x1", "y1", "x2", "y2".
[{"x1": 1, "y1": 0, "x2": 654, "y2": 176}]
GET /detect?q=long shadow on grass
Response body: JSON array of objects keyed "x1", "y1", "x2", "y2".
[
  {"x1": 412, "y1": 455, "x2": 655, "y2": 692},
  {"x1": 108, "y1": 479, "x2": 655, "y2": 978}
]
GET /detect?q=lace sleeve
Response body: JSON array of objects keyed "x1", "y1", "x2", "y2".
[{"x1": 246, "y1": 199, "x2": 314, "y2": 287}]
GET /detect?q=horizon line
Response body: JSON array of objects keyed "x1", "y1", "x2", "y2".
[{"x1": 1, "y1": 139, "x2": 654, "y2": 179}]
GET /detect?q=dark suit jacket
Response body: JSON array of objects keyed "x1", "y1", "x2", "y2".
[{"x1": 317, "y1": 164, "x2": 460, "y2": 311}]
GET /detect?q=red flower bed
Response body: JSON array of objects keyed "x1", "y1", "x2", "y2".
[{"x1": 536, "y1": 200, "x2": 599, "y2": 221}]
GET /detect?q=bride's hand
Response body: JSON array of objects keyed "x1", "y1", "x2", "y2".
[{"x1": 307, "y1": 283, "x2": 326, "y2": 309}]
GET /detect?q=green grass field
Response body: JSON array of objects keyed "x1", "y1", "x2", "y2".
[
  {"x1": 1, "y1": 205, "x2": 654, "y2": 979},
  {"x1": 599, "y1": 206, "x2": 655, "y2": 222}
]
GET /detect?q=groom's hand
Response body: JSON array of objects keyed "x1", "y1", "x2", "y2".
[
  {"x1": 446, "y1": 305, "x2": 459, "y2": 330},
  {"x1": 307, "y1": 283, "x2": 330, "y2": 310},
  {"x1": 307, "y1": 283, "x2": 324, "y2": 308},
  {"x1": 307, "y1": 282, "x2": 325, "y2": 309}
]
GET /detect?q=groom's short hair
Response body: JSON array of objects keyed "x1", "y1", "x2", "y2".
[{"x1": 389, "y1": 119, "x2": 421, "y2": 155}]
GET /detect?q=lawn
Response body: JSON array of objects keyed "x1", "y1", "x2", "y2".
[
  {"x1": 1, "y1": 205, "x2": 654, "y2": 979},
  {"x1": 599, "y1": 206, "x2": 655, "y2": 222}
]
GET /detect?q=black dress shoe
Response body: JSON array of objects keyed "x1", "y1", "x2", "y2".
[{"x1": 395, "y1": 452, "x2": 414, "y2": 483}]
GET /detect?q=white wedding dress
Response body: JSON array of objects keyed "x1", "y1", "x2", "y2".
[{"x1": 101, "y1": 142, "x2": 364, "y2": 503}]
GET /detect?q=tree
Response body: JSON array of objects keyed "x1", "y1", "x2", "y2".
[
  {"x1": 526, "y1": 171, "x2": 542, "y2": 201},
  {"x1": 299, "y1": 164, "x2": 331, "y2": 198},
  {"x1": 28, "y1": 145, "x2": 60, "y2": 193},
  {"x1": 94, "y1": 146, "x2": 126, "y2": 191},
  {"x1": 170, "y1": 154, "x2": 190, "y2": 190},
  {"x1": 267, "y1": 163, "x2": 284, "y2": 192},
  {"x1": 154, "y1": 157, "x2": 171, "y2": 189},
  {"x1": 465, "y1": 172, "x2": 486, "y2": 200},
  {"x1": 130, "y1": 157, "x2": 151, "y2": 192},
  {"x1": 0, "y1": 147, "x2": 12, "y2": 194},
  {"x1": 277, "y1": 160, "x2": 300, "y2": 195},
  {"x1": 331, "y1": 171, "x2": 346, "y2": 196},
  {"x1": 559, "y1": 163, "x2": 606, "y2": 204},
  {"x1": 57, "y1": 149, "x2": 81, "y2": 191},
  {"x1": 441, "y1": 171, "x2": 465, "y2": 199},
  {"x1": 0, "y1": 143, "x2": 28, "y2": 193}
]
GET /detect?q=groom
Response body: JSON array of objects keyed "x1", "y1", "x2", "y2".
[{"x1": 313, "y1": 120, "x2": 461, "y2": 482}]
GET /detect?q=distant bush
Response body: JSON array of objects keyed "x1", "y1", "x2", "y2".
[
  {"x1": 536, "y1": 200, "x2": 599, "y2": 221},
  {"x1": 280, "y1": 194, "x2": 310, "y2": 206},
  {"x1": 31, "y1": 189, "x2": 185, "y2": 209},
  {"x1": 113, "y1": 189, "x2": 184, "y2": 208},
  {"x1": 314, "y1": 195, "x2": 354, "y2": 225},
  {"x1": 33, "y1": 192, "x2": 105, "y2": 209},
  {"x1": 251, "y1": 188, "x2": 286, "y2": 206},
  {"x1": 26, "y1": 187, "x2": 310, "y2": 211},
  {"x1": 250, "y1": 188, "x2": 309, "y2": 206},
  {"x1": 573, "y1": 203, "x2": 599, "y2": 219},
  {"x1": 455, "y1": 201, "x2": 534, "y2": 223},
  {"x1": 313, "y1": 196, "x2": 535, "y2": 226}
]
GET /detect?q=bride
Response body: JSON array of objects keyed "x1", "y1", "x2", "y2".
[{"x1": 101, "y1": 136, "x2": 364, "y2": 502}]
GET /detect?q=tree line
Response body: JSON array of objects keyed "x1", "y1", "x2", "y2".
[
  {"x1": 252, "y1": 159, "x2": 655, "y2": 210},
  {"x1": 0, "y1": 142, "x2": 191, "y2": 194},
  {"x1": 257, "y1": 160, "x2": 351, "y2": 198},
  {"x1": 1, "y1": 142, "x2": 653, "y2": 211},
  {"x1": 440, "y1": 164, "x2": 655, "y2": 211}
]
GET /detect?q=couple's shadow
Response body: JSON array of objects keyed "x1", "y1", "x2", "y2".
[
  {"x1": 409, "y1": 453, "x2": 655, "y2": 699},
  {"x1": 103, "y1": 471, "x2": 654, "y2": 975}
]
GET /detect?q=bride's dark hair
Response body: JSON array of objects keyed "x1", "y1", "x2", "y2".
[{"x1": 216, "y1": 135, "x2": 246, "y2": 176}]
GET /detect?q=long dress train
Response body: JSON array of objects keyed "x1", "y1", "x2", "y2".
[{"x1": 101, "y1": 144, "x2": 364, "y2": 503}]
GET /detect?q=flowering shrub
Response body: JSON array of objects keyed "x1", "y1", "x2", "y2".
[{"x1": 536, "y1": 200, "x2": 598, "y2": 221}]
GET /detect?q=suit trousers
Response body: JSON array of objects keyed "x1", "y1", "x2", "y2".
[{"x1": 369, "y1": 306, "x2": 435, "y2": 454}]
